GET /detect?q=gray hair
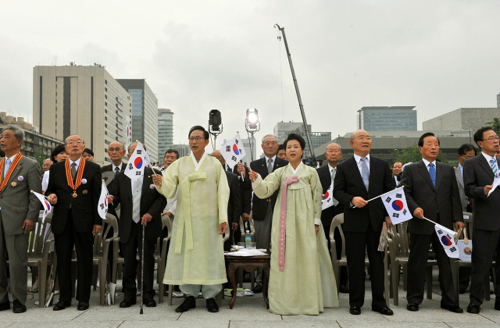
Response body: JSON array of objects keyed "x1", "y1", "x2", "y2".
[
  {"x1": 64, "y1": 135, "x2": 85, "y2": 145},
  {"x1": 128, "y1": 142, "x2": 146, "y2": 153},
  {"x1": 43, "y1": 158, "x2": 53, "y2": 163},
  {"x1": 3, "y1": 124, "x2": 24, "y2": 142},
  {"x1": 326, "y1": 142, "x2": 342, "y2": 151},
  {"x1": 110, "y1": 140, "x2": 125, "y2": 150},
  {"x1": 261, "y1": 134, "x2": 278, "y2": 144}
]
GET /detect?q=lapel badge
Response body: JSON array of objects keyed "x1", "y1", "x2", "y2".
[
  {"x1": 11, "y1": 182, "x2": 17, "y2": 187},
  {"x1": 150, "y1": 184, "x2": 155, "y2": 189},
  {"x1": 81, "y1": 178, "x2": 88, "y2": 184},
  {"x1": 82, "y1": 190, "x2": 88, "y2": 194},
  {"x1": 17, "y1": 176, "x2": 24, "y2": 182}
]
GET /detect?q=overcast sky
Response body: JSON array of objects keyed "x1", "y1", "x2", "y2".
[{"x1": 1, "y1": 0, "x2": 500, "y2": 148}]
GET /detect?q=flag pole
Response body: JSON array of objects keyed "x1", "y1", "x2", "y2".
[{"x1": 351, "y1": 186, "x2": 404, "y2": 208}]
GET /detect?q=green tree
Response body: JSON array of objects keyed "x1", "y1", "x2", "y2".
[
  {"x1": 394, "y1": 145, "x2": 448, "y2": 164},
  {"x1": 486, "y1": 117, "x2": 500, "y2": 134}
]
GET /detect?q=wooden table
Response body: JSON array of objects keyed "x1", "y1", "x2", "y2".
[{"x1": 226, "y1": 254, "x2": 270, "y2": 309}]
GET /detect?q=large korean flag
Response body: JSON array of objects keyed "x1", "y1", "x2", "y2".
[
  {"x1": 125, "y1": 142, "x2": 147, "y2": 181},
  {"x1": 322, "y1": 185, "x2": 334, "y2": 210},
  {"x1": 382, "y1": 187, "x2": 413, "y2": 225},
  {"x1": 220, "y1": 134, "x2": 246, "y2": 170}
]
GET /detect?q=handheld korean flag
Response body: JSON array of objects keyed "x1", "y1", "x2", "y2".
[
  {"x1": 322, "y1": 185, "x2": 334, "y2": 210},
  {"x1": 32, "y1": 190, "x2": 53, "y2": 223},
  {"x1": 125, "y1": 142, "x2": 146, "y2": 181},
  {"x1": 382, "y1": 187, "x2": 412, "y2": 225},
  {"x1": 434, "y1": 223, "x2": 459, "y2": 258},
  {"x1": 97, "y1": 180, "x2": 109, "y2": 220},
  {"x1": 220, "y1": 134, "x2": 246, "y2": 170}
]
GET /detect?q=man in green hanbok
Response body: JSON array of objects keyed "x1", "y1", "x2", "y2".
[{"x1": 153, "y1": 125, "x2": 229, "y2": 313}]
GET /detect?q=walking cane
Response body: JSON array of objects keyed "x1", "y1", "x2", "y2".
[{"x1": 140, "y1": 222, "x2": 145, "y2": 314}]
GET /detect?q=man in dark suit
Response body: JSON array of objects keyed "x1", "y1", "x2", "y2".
[
  {"x1": 211, "y1": 150, "x2": 242, "y2": 250},
  {"x1": 0, "y1": 125, "x2": 42, "y2": 313},
  {"x1": 402, "y1": 132, "x2": 464, "y2": 313},
  {"x1": 101, "y1": 141, "x2": 127, "y2": 175},
  {"x1": 464, "y1": 127, "x2": 500, "y2": 314},
  {"x1": 108, "y1": 142, "x2": 166, "y2": 308},
  {"x1": 333, "y1": 130, "x2": 394, "y2": 316},
  {"x1": 317, "y1": 142, "x2": 347, "y2": 292},
  {"x1": 46, "y1": 135, "x2": 102, "y2": 311}
]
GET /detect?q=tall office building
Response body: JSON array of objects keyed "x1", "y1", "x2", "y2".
[
  {"x1": 273, "y1": 121, "x2": 331, "y2": 158},
  {"x1": 158, "y1": 108, "x2": 174, "y2": 160},
  {"x1": 33, "y1": 65, "x2": 132, "y2": 164},
  {"x1": 357, "y1": 106, "x2": 417, "y2": 131},
  {"x1": 172, "y1": 144, "x2": 190, "y2": 158},
  {"x1": 116, "y1": 79, "x2": 159, "y2": 162},
  {"x1": 423, "y1": 108, "x2": 500, "y2": 133}
]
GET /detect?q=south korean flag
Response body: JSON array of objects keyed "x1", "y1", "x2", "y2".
[
  {"x1": 382, "y1": 187, "x2": 412, "y2": 225},
  {"x1": 220, "y1": 133, "x2": 246, "y2": 170}
]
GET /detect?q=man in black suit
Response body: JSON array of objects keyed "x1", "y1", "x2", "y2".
[
  {"x1": 46, "y1": 135, "x2": 102, "y2": 311},
  {"x1": 108, "y1": 142, "x2": 166, "y2": 308},
  {"x1": 101, "y1": 141, "x2": 127, "y2": 175},
  {"x1": 237, "y1": 134, "x2": 287, "y2": 293},
  {"x1": 317, "y1": 142, "x2": 347, "y2": 292},
  {"x1": 464, "y1": 127, "x2": 500, "y2": 314},
  {"x1": 333, "y1": 130, "x2": 394, "y2": 316},
  {"x1": 402, "y1": 132, "x2": 464, "y2": 313},
  {"x1": 211, "y1": 150, "x2": 242, "y2": 250}
]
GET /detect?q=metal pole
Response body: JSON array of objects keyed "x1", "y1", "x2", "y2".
[{"x1": 275, "y1": 24, "x2": 315, "y2": 159}]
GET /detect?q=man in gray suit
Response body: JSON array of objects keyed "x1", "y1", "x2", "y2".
[
  {"x1": 402, "y1": 132, "x2": 464, "y2": 313},
  {"x1": 465, "y1": 127, "x2": 500, "y2": 314},
  {"x1": 455, "y1": 144, "x2": 476, "y2": 212},
  {"x1": 0, "y1": 125, "x2": 42, "y2": 313}
]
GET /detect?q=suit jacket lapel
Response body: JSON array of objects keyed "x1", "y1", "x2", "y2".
[
  {"x1": 478, "y1": 155, "x2": 494, "y2": 180},
  {"x1": 454, "y1": 166, "x2": 464, "y2": 189},
  {"x1": 417, "y1": 160, "x2": 436, "y2": 191},
  {"x1": 7, "y1": 157, "x2": 23, "y2": 184},
  {"x1": 349, "y1": 157, "x2": 367, "y2": 192}
]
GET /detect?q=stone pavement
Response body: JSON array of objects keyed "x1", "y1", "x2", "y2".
[{"x1": 2, "y1": 280, "x2": 500, "y2": 327}]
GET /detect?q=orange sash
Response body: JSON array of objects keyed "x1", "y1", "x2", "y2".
[
  {"x1": 65, "y1": 157, "x2": 86, "y2": 197},
  {"x1": 0, "y1": 153, "x2": 23, "y2": 192}
]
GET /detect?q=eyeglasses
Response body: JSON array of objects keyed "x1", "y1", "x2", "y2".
[
  {"x1": 188, "y1": 136, "x2": 204, "y2": 142},
  {"x1": 108, "y1": 148, "x2": 123, "y2": 152},
  {"x1": 483, "y1": 137, "x2": 499, "y2": 141},
  {"x1": 263, "y1": 141, "x2": 277, "y2": 146}
]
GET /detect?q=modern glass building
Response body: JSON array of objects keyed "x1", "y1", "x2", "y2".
[
  {"x1": 158, "y1": 108, "x2": 174, "y2": 160},
  {"x1": 357, "y1": 106, "x2": 417, "y2": 131},
  {"x1": 117, "y1": 79, "x2": 159, "y2": 162}
]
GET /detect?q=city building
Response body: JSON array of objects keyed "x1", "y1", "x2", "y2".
[
  {"x1": 172, "y1": 144, "x2": 190, "y2": 158},
  {"x1": 158, "y1": 108, "x2": 174, "y2": 160},
  {"x1": 116, "y1": 79, "x2": 159, "y2": 162},
  {"x1": 314, "y1": 130, "x2": 472, "y2": 166},
  {"x1": 0, "y1": 113, "x2": 64, "y2": 166},
  {"x1": 32, "y1": 64, "x2": 132, "y2": 165},
  {"x1": 273, "y1": 121, "x2": 331, "y2": 158},
  {"x1": 357, "y1": 106, "x2": 417, "y2": 131},
  {"x1": 423, "y1": 108, "x2": 500, "y2": 134}
]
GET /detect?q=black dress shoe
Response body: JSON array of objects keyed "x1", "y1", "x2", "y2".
[
  {"x1": 53, "y1": 301, "x2": 71, "y2": 311},
  {"x1": 144, "y1": 298, "x2": 156, "y2": 307},
  {"x1": 252, "y1": 284, "x2": 263, "y2": 294},
  {"x1": 441, "y1": 304, "x2": 463, "y2": 313},
  {"x1": 373, "y1": 306, "x2": 394, "y2": 315},
  {"x1": 77, "y1": 302, "x2": 89, "y2": 311},
  {"x1": 349, "y1": 306, "x2": 361, "y2": 315},
  {"x1": 206, "y1": 298, "x2": 219, "y2": 313},
  {"x1": 175, "y1": 296, "x2": 196, "y2": 313},
  {"x1": 467, "y1": 304, "x2": 480, "y2": 314},
  {"x1": 119, "y1": 298, "x2": 137, "y2": 308},
  {"x1": 407, "y1": 303, "x2": 419, "y2": 312},
  {"x1": 12, "y1": 300, "x2": 26, "y2": 314},
  {"x1": 339, "y1": 285, "x2": 349, "y2": 293},
  {"x1": 0, "y1": 301, "x2": 10, "y2": 311}
]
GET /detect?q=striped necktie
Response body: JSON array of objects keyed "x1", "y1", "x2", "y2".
[{"x1": 490, "y1": 158, "x2": 499, "y2": 177}]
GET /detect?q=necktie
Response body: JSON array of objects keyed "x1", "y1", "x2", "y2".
[
  {"x1": 429, "y1": 162, "x2": 436, "y2": 187},
  {"x1": 490, "y1": 158, "x2": 499, "y2": 178},
  {"x1": 267, "y1": 158, "x2": 273, "y2": 174},
  {"x1": 71, "y1": 162, "x2": 77, "y2": 179},
  {"x1": 3, "y1": 159, "x2": 11, "y2": 178},
  {"x1": 360, "y1": 157, "x2": 369, "y2": 190},
  {"x1": 331, "y1": 168, "x2": 339, "y2": 206},
  {"x1": 132, "y1": 179, "x2": 142, "y2": 223},
  {"x1": 114, "y1": 166, "x2": 120, "y2": 174}
]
